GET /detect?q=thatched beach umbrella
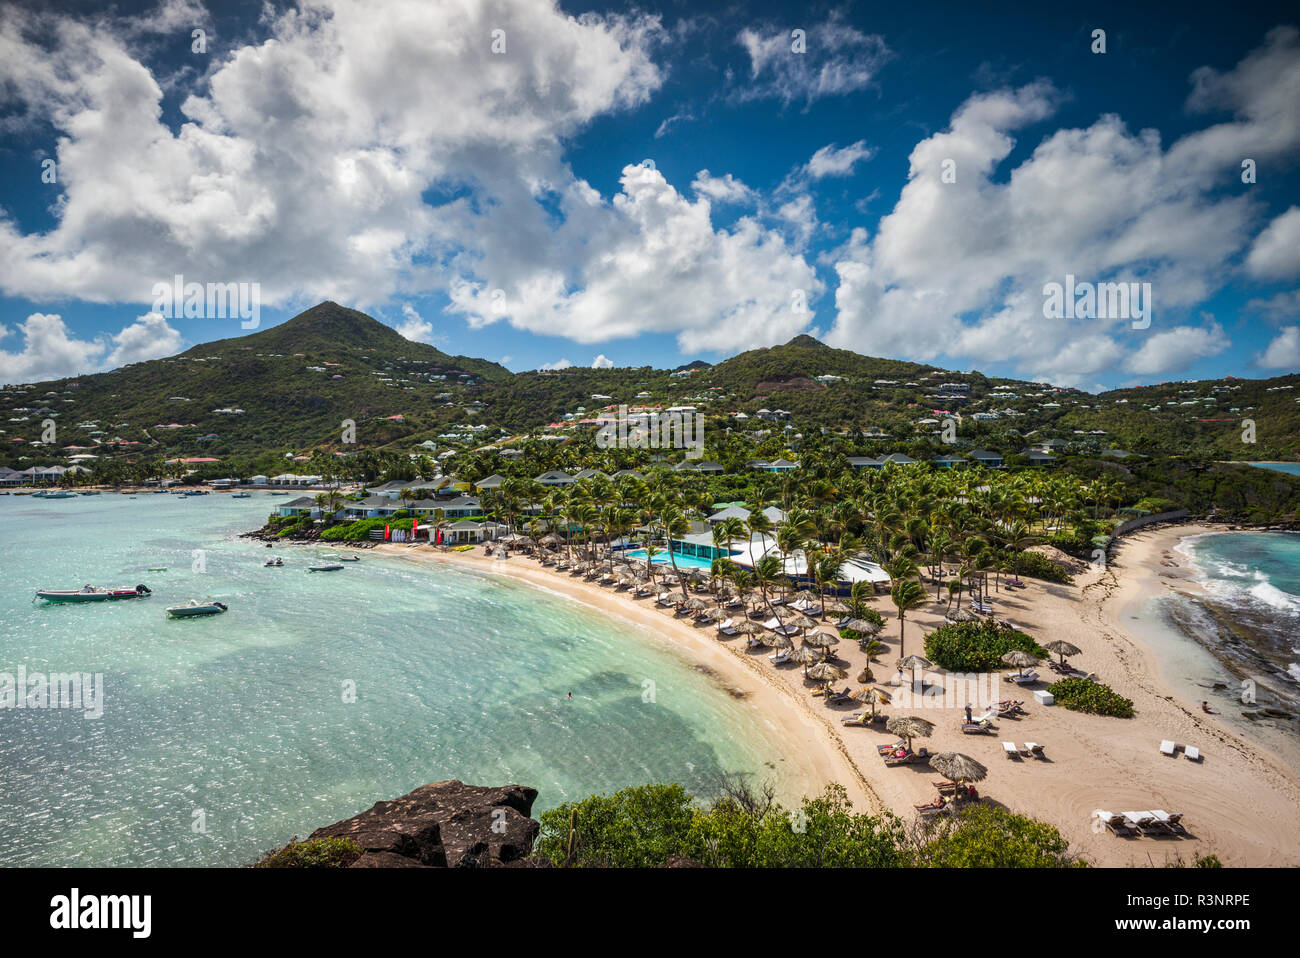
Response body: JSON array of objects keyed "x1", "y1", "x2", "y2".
[
  {"x1": 951, "y1": 608, "x2": 980, "y2": 622},
  {"x1": 841, "y1": 618, "x2": 881, "y2": 635},
  {"x1": 928, "y1": 752, "x2": 988, "y2": 789},
  {"x1": 767, "y1": 633, "x2": 795, "y2": 650},
  {"x1": 734, "y1": 619, "x2": 764, "y2": 636},
  {"x1": 1001, "y1": 649, "x2": 1039, "y2": 676},
  {"x1": 681, "y1": 596, "x2": 711, "y2": 611},
  {"x1": 784, "y1": 611, "x2": 818, "y2": 630},
  {"x1": 885, "y1": 715, "x2": 935, "y2": 751},
  {"x1": 852, "y1": 686, "x2": 891, "y2": 718},
  {"x1": 896, "y1": 654, "x2": 931, "y2": 671},
  {"x1": 806, "y1": 662, "x2": 847, "y2": 683},
  {"x1": 791, "y1": 646, "x2": 826, "y2": 671},
  {"x1": 1044, "y1": 640, "x2": 1082, "y2": 666},
  {"x1": 803, "y1": 630, "x2": 840, "y2": 650}
]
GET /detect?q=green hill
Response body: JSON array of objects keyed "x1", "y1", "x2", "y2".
[
  {"x1": 3, "y1": 309, "x2": 1299, "y2": 478},
  {"x1": 0, "y1": 302, "x2": 509, "y2": 465}
]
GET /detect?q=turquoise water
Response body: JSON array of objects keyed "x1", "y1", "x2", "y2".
[
  {"x1": 1165, "y1": 531, "x2": 1300, "y2": 719},
  {"x1": 623, "y1": 548, "x2": 717, "y2": 570},
  {"x1": 0, "y1": 494, "x2": 810, "y2": 866},
  {"x1": 1246, "y1": 462, "x2": 1300, "y2": 476}
]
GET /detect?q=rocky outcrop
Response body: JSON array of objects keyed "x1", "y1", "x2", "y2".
[{"x1": 308, "y1": 780, "x2": 540, "y2": 868}]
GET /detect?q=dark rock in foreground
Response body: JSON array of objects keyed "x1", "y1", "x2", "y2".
[{"x1": 308, "y1": 780, "x2": 540, "y2": 868}]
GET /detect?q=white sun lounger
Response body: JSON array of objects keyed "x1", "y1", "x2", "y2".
[
  {"x1": 1159, "y1": 740, "x2": 1177, "y2": 756},
  {"x1": 1184, "y1": 746, "x2": 1201, "y2": 761},
  {"x1": 1002, "y1": 741, "x2": 1019, "y2": 758},
  {"x1": 1025, "y1": 742, "x2": 1045, "y2": 758},
  {"x1": 1150, "y1": 810, "x2": 1185, "y2": 832},
  {"x1": 1093, "y1": 810, "x2": 1133, "y2": 835}
]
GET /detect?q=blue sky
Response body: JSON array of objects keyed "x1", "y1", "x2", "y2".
[{"x1": 0, "y1": 0, "x2": 1297, "y2": 389}]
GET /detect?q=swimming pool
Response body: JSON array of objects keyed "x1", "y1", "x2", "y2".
[{"x1": 622, "y1": 548, "x2": 717, "y2": 570}]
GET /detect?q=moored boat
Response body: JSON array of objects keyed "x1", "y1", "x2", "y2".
[
  {"x1": 264, "y1": 557, "x2": 284, "y2": 567},
  {"x1": 307, "y1": 564, "x2": 344, "y2": 572},
  {"x1": 166, "y1": 599, "x2": 228, "y2": 618},
  {"x1": 231, "y1": 492, "x2": 252, "y2": 498},
  {"x1": 35, "y1": 584, "x2": 152, "y2": 603}
]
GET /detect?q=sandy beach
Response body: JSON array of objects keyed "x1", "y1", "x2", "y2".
[{"x1": 371, "y1": 532, "x2": 1300, "y2": 866}]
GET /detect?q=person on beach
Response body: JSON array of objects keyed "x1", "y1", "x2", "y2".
[
  {"x1": 1202, "y1": 701, "x2": 1216, "y2": 714},
  {"x1": 965, "y1": 704, "x2": 973, "y2": 724}
]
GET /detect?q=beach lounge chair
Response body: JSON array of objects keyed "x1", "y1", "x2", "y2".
[
  {"x1": 991, "y1": 700, "x2": 1027, "y2": 718},
  {"x1": 914, "y1": 796, "x2": 948, "y2": 814},
  {"x1": 1159, "y1": 740, "x2": 1177, "y2": 756},
  {"x1": 1093, "y1": 810, "x2": 1133, "y2": 836},
  {"x1": 1150, "y1": 810, "x2": 1186, "y2": 833},
  {"x1": 877, "y1": 741, "x2": 907, "y2": 755},
  {"x1": 1184, "y1": 746, "x2": 1201, "y2": 762},
  {"x1": 1002, "y1": 741, "x2": 1020, "y2": 758},
  {"x1": 1025, "y1": 742, "x2": 1046, "y2": 759},
  {"x1": 1123, "y1": 811, "x2": 1159, "y2": 834},
  {"x1": 833, "y1": 616, "x2": 852, "y2": 629},
  {"x1": 1005, "y1": 671, "x2": 1039, "y2": 685},
  {"x1": 828, "y1": 687, "x2": 852, "y2": 703},
  {"x1": 883, "y1": 746, "x2": 927, "y2": 766},
  {"x1": 841, "y1": 713, "x2": 872, "y2": 727},
  {"x1": 933, "y1": 779, "x2": 959, "y2": 794},
  {"x1": 960, "y1": 720, "x2": 995, "y2": 734}
]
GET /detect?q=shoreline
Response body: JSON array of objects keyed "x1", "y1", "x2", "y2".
[
  {"x1": 351, "y1": 532, "x2": 1300, "y2": 865},
  {"x1": 369, "y1": 542, "x2": 883, "y2": 817}
]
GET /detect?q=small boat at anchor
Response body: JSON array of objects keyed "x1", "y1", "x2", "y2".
[
  {"x1": 231, "y1": 492, "x2": 252, "y2": 498},
  {"x1": 264, "y1": 557, "x2": 284, "y2": 567},
  {"x1": 36, "y1": 584, "x2": 152, "y2": 603},
  {"x1": 166, "y1": 599, "x2": 228, "y2": 618},
  {"x1": 307, "y1": 564, "x2": 344, "y2": 573},
  {"x1": 326, "y1": 554, "x2": 361, "y2": 562}
]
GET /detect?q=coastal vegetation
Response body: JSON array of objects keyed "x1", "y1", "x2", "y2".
[
  {"x1": 924, "y1": 621, "x2": 1048, "y2": 672},
  {"x1": 1047, "y1": 677, "x2": 1136, "y2": 718},
  {"x1": 4, "y1": 303, "x2": 1298, "y2": 528},
  {"x1": 532, "y1": 782, "x2": 1079, "y2": 868},
  {"x1": 254, "y1": 836, "x2": 363, "y2": 868}
]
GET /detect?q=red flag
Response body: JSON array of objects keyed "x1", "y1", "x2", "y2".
[
  {"x1": 384, "y1": 524, "x2": 390, "y2": 541},
  {"x1": 412, "y1": 518, "x2": 419, "y2": 538}
]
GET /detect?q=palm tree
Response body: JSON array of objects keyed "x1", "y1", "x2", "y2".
[
  {"x1": 889, "y1": 579, "x2": 928, "y2": 659},
  {"x1": 752, "y1": 554, "x2": 784, "y2": 620},
  {"x1": 658, "y1": 505, "x2": 691, "y2": 600}
]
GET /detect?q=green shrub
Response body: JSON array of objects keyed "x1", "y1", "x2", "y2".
[
  {"x1": 534, "y1": 782, "x2": 1076, "y2": 868},
  {"x1": 921, "y1": 805, "x2": 1080, "y2": 868},
  {"x1": 1014, "y1": 550, "x2": 1073, "y2": 584},
  {"x1": 1133, "y1": 497, "x2": 1178, "y2": 514},
  {"x1": 924, "y1": 621, "x2": 1048, "y2": 672},
  {"x1": 320, "y1": 517, "x2": 415, "y2": 541},
  {"x1": 255, "y1": 836, "x2": 362, "y2": 868},
  {"x1": 1047, "y1": 677, "x2": 1134, "y2": 718}
]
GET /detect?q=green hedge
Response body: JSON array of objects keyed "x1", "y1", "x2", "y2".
[
  {"x1": 320, "y1": 517, "x2": 414, "y2": 541},
  {"x1": 1047, "y1": 677, "x2": 1134, "y2": 718},
  {"x1": 924, "y1": 621, "x2": 1048, "y2": 672},
  {"x1": 1014, "y1": 551, "x2": 1073, "y2": 584}
]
